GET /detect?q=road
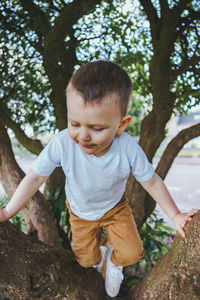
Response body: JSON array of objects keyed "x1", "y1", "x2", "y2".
[
  {"x1": 0, "y1": 155, "x2": 199, "y2": 229},
  {"x1": 153, "y1": 156, "x2": 200, "y2": 230}
]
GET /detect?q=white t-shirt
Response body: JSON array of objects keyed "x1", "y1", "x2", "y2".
[{"x1": 32, "y1": 129, "x2": 154, "y2": 220}]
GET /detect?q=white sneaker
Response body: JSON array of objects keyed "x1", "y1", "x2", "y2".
[
  {"x1": 93, "y1": 246, "x2": 107, "y2": 273},
  {"x1": 105, "y1": 247, "x2": 124, "y2": 298}
]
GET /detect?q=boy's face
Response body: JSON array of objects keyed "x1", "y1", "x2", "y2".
[{"x1": 67, "y1": 86, "x2": 131, "y2": 156}]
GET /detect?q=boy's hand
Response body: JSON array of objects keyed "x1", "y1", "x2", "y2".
[
  {"x1": 173, "y1": 209, "x2": 199, "y2": 238},
  {"x1": 0, "y1": 208, "x2": 9, "y2": 222}
]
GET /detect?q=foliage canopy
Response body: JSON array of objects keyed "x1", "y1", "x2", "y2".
[{"x1": 1, "y1": 0, "x2": 199, "y2": 136}]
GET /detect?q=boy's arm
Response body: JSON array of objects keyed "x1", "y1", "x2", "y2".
[
  {"x1": 0, "y1": 169, "x2": 48, "y2": 222},
  {"x1": 140, "y1": 172, "x2": 199, "y2": 238}
]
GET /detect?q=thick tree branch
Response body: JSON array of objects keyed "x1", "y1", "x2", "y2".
[
  {"x1": 176, "y1": 10, "x2": 200, "y2": 39},
  {"x1": 42, "y1": 0, "x2": 103, "y2": 130},
  {"x1": 131, "y1": 211, "x2": 200, "y2": 300},
  {"x1": 157, "y1": 1, "x2": 196, "y2": 61},
  {"x1": 0, "y1": 221, "x2": 105, "y2": 300},
  {"x1": 139, "y1": 0, "x2": 158, "y2": 26},
  {"x1": 177, "y1": 87, "x2": 199, "y2": 100},
  {"x1": 159, "y1": 0, "x2": 169, "y2": 17},
  {"x1": 45, "y1": 0, "x2": 102, "y2": 45},
  {"x1": 170, "y1": 55, "x2": 200, "y2": 83},
  {"x1": 171, "y1": 0, "x2": 192, "y2": 17},
  {"x1": 140, "y1": 122, "x2": 200, "y2": 229},
  {"x1": 139, "y1": 0, "x2": 160, "y2": 49},
  {"x1": 0, "y1": 106, "x2": 43, "y2": 156},
  {"x1": 156, "y1": 122, "x2": 200, "y2": 179},
  {"x1": 1, "y1": 16, "x2": 43, "y2": 54},
  {"x1": 43, "y1": 0, "x2": 102, "y2": 67},
  {"x1": 48, "y1": 0, "x2": 63, "y2": 13},
  {"x1": 20, "y1": 0, "x2": 50, "y2": 37},
  {"x1": 0, "y1": 123, "x2": 59, "y2": 246}
]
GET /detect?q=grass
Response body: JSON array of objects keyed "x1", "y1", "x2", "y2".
[{"x1": 156, "y1": 149, "x2": 200, "y2": 157}]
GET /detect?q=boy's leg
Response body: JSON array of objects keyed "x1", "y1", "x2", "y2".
[
  {"x1": 102, "y1": 196, "x2": 144, "y2": 297},
  {"x1": 66, "y1": 200, "x2": 103, "y2": 268},
  {"x1": 105, "y1": 202, "x2": 144, "y2": 266}
]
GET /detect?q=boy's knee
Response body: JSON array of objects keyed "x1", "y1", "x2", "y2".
[
  {"x1": 74, "y1": 248, "x2": 101, "y2": 268},
  {"x1": 124, "y1": 248, "x2": 144, "y2": 265},
  {"x1": 75, "y1": 255, "x2": 99, "y2": 268},
  {"x1": 113, "y1": 246, "x2": 144, "y2": 266},
  {"x1": 129, "y1": 247, "x2": 144, "y2": 265}
]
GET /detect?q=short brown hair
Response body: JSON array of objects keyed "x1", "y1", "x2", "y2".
[{"x1": 68, "y1": 60, "x2": 132, "y2": 116}]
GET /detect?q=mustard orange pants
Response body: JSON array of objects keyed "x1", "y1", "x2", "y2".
[{"x1": 66, "y1": 194, "x2": 144, "y2": 267}]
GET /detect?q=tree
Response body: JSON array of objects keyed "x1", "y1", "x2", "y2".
[
  {"x1": 0, "y1": 0, "x2": 105, "y2": 243},
  {"x1": 0, "y1": 0, "x2": 200, "y2": 297},
  {"x1": 126, "y1": 0, "x2": 200, "y2": 228},
  {"x1": 0, "y1": 211, "x2": 199, "y2": 299},
  {"x1": 1, "y1": 1, "x2": 199, "y2": 231}
]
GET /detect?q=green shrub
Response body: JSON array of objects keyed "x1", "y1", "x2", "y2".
[
  {"x1": 0, "y1": 196, "x2": 26, "y2": 233},
  {"x1": 136, "y1": 210, "x2": 174, "y2": 271},
  {"x1": 46, "y1": 187, "x2": 72, "y2": 246}
]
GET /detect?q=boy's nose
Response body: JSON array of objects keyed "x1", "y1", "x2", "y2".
[{"x1": 79, "y1": 128, "x2": 91, "y2": 141}]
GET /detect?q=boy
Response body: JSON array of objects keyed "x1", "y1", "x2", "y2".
[{"x1": 0, "y1": 60, "x2": 198, "y2": 298}]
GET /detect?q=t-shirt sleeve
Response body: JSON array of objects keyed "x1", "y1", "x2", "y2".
[
  {"x1": 127, "y1": 136, "x2": 154, "y2": 182},
  {"x1": 32, "y1": 134, "x2": 62, "y2": 176}
]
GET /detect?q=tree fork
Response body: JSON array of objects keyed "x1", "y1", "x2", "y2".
[{"x1": 0, "y1": 212, "x2": 199, "y2": 299}]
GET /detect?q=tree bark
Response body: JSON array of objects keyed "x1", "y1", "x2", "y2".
[
  {"x1": 41, "y1": 0, "x2": 103, "y2": 130},
  {"x1": 0, "y1": 221, "x2": 106, "y2": 300},
  {"x1": 0, "y1": 212, "x2": 199, "y2": 299},
  {"x1": 0, "y1": 123, "x2": 59, "y2": 246},
  {"x1": 130, "y1": 210, "x2": 200, "y2": 300}
]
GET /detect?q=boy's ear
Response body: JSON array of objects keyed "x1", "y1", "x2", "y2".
[{"x1": 117, "y1": 115, "x2": 132, "y2": 135}]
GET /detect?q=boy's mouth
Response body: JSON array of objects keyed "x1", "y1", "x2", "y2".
[{"x1": 78, "y1": 142, "x2": 96, "y2": 149}]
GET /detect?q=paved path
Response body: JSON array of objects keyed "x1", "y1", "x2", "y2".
[{"x1": 153, "y1": 156, "x2": 200, "y2": 230}]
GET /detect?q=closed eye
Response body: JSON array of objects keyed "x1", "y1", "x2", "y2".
[
  {"x1": 92, "y1": 128, "x2": 104, "y2": 131},
  {"x1": 71, "y1": 123, "x2": 79, "y2": 127},
  {"x1": 70, "y1": 122, "x2": 105, "y2": 131}
]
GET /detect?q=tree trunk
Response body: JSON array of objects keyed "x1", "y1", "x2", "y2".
[
  {"x1": 0, "y1": 221, "x2": 106, "y2": 300},
  {"x1": 0, "y1": 123, "x2": 59, "y2": 246},
  {"x1": 0, "y1": 212, "x2": 199, "y2": 299},
  {"x1": 126, "y1": 175, "x2": 147, "y2": 228},
  {"x1": 131, "y1": 211, "x2": 200, "y2": 300},
  {"x1": 44, "y1": 167, "x2": 65, "y2": 200},
  {"x1": 128, "y1": 0, "x2": 182, "y2": 228}
]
